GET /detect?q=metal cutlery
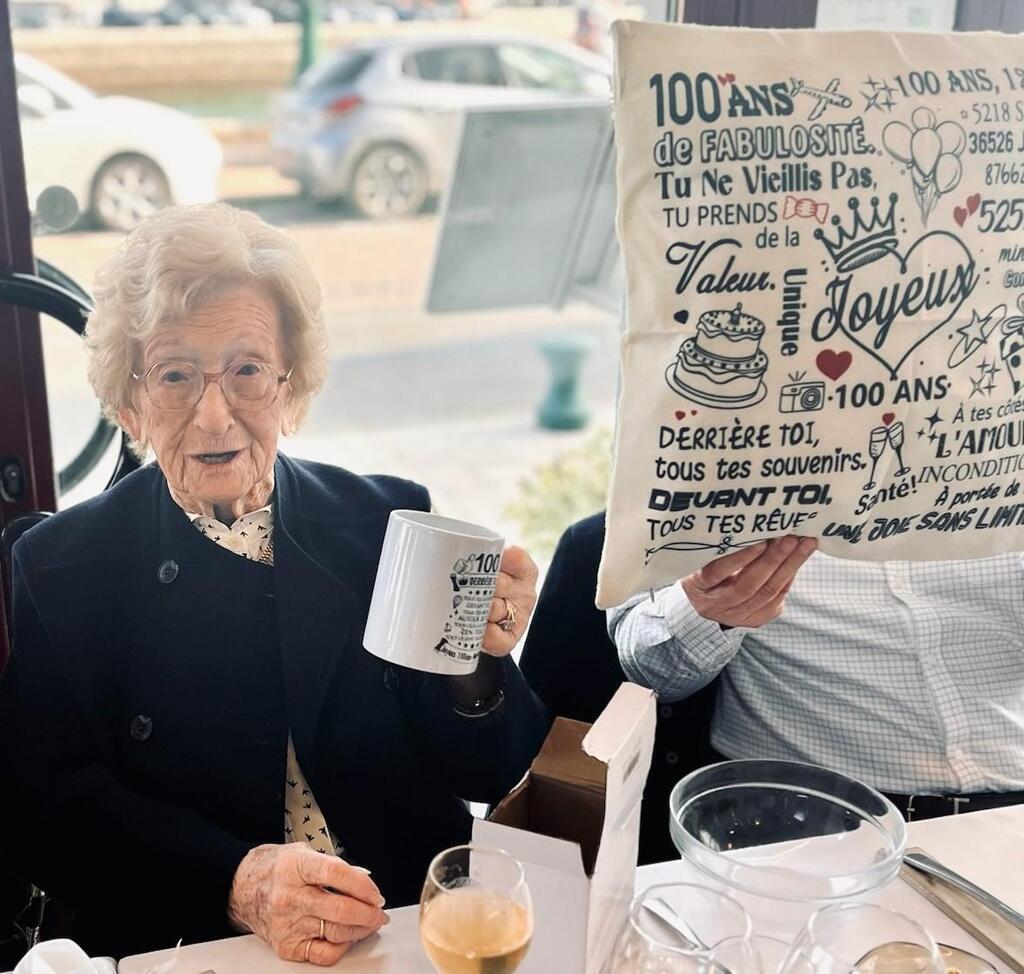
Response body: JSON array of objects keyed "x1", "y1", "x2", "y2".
[
  {"x1": 904, "y1": 851, "x2": 1024, "y2": 931},
  {"x1": 641, "y1": 895, "x2": 707, "y2": 949}
]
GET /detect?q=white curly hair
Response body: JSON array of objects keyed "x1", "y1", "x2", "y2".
[{"x1": 85, "y1": 202, "x2": 328, "y2": 456}]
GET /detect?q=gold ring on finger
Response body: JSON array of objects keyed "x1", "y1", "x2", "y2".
[
  {"x1": 319, "y1": 917, "x2": 325, "y2": 941},
  {"x1": 304, "y1": 938, "x2": 313, "y2": 962},
  {"x1": 498, "y1": 597, "x2": 518, "y2": 633}
]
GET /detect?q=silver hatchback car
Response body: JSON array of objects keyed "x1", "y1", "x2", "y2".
[{"x1": 270, "y1": 34, "x2": 610, "y2": 219}]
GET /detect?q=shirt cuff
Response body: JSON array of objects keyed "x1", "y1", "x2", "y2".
[{"x1": 661, "y1": 582, "x2": 751, "y2": 670}]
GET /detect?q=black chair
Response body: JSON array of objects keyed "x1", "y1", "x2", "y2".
[
  {"x1": 0, "y1": 259, "x2": 141, "y2": 499},
  {"x1": 519, "y1": 511, "x2": 720, "y2": 866},
  {"x1": 0, "y1": 514, "x2": 52, "y2": 966},
  {"x1": 1, "y1": 513, "x2": 49, "y2": 629}
]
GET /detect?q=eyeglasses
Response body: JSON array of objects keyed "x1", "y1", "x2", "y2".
[{"x1": 131, "y1": 360, "x2": 293, "y2": 412}]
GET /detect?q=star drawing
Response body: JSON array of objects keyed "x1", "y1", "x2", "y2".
[
  {"x1": 925, "y1": 410, "x2": 943, "y2": 430},
  {"x1": 948, "y1": 306, "x2": 1006, "y2": 368},
  {"x1": 862, "y1": 76, "x2": 898, "y2": 112},
  {"x1": 971, "y1": 359, "x2": 1000, "y2": 398}
]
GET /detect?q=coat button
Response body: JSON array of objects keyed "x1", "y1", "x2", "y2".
[
  {"x1": 659, "y1": 705, "x2": 673, "y2": 719},
  {"x1": 157, "y1": 559, "x2": 179, "y2": 584},
  {"x1": 665, "y1": 750, "x2": 679, "y2": 766},
  {"x1": 129, "y1": 715, "x2": 153, "y2": 742}
]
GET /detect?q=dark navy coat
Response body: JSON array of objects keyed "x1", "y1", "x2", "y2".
[{"x1": 0, "y1": 454, "x2": 547, "y2": 958}]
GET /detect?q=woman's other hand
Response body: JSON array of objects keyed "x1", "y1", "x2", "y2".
[
  {"x1": 482, "y1": 546, "x2": 538, "y2": 656},
  {"x1": 228, "y1": 844, "x2": 389, "y2": 965}
]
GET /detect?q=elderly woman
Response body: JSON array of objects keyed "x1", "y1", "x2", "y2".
[{"x1": 0, "y1": 203, "x2": 547, "y2": 964}]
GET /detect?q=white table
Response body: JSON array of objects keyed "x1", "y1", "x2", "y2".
[{"x1": 119, "y1": 806, "x2": 1024, "y2": 974}]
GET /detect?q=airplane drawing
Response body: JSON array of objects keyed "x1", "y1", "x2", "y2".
[{"x1": 790, "y1": 77, "x2": 853, "y2": 120}]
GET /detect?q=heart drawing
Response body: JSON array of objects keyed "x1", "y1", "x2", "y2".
[
  {"x1": 953, "y1": 193, "x2": 981, "y2": 227},
  {"x1": 815, "y1": 349, "x2": 852, "y2": 381},
  {"x1": 716, "y1": 73, "x2": 736, "y2": 86},
  {"x1": 882, "y1": 412, "x2": 895, "y2": 426},
  {"x1": 675, "y1": 410, "x2": 686, "y2": 420},
  {"x1": 812, "y1": 230, "x2": 978, "y2": 379}
]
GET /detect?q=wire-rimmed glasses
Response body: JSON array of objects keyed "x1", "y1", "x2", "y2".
[{"x1": 131, "y1": 360, "x2": 292, "y2": 412}]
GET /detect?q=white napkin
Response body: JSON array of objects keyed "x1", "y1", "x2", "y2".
[
  {"x1": 11, "y1": 939, "x2": 115, "y2": 974},
  {"x1": 138, "y1": 942, "x2": 181, "y2": 974}
]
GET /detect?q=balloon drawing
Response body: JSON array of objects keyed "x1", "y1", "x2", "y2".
[{"x1": 882, "y1": 107, "x2": 966, "y2": 223}]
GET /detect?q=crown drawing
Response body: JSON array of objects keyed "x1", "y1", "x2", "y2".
[{"x1": 814, "y1": 193, "x2": 899, "y2": 272}]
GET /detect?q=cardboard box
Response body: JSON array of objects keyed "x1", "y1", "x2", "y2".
[{"x1": 473, "y1": 683, "x2": 657, "y2": 974}]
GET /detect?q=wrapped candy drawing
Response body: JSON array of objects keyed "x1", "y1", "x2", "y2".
[
  {"x1": 1000, "y1": 295, "x2": 1024, "y2": 394},
  {"x1": 882, "y1": 107, "x2": 965, "y2": 223}
]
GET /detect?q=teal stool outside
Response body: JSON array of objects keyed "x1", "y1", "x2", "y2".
[{"x1": 538, "y1": 332, "x2": 595, "y2": 430}]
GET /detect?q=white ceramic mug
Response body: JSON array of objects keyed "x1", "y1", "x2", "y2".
[{"x1": 363, "y1": 510, "x2": 505, "y2": 675}]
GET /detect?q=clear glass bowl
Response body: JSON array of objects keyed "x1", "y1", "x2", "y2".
[{"x1": 669, "y1": 760, "x2": 906, "y2": 904}]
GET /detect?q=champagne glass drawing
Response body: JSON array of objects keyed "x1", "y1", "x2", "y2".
[
  {"x1": 889, "y1": 421, "x2": 910, "y2": 475},
  {"x1": 864, "y1": 426, "x2": 889, "y2": 489}
]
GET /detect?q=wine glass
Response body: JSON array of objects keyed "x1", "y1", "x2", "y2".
[
  {"x1": 888, "y1": 422, "x2": 910, "y2": 475},
  {"x1": 715, "y1": 934, "x2": 791, "y2": 974},
  {"x1": 864, "y1": 427, "x2": 889, "y2": 489},
  {"x1": 779, "y1": 903, "x2": 945, "y2": 973},
  {"x1": 607, "y1": 883, "x2": 759, "y2": 973},
  {"x1": 419, "y1": 844, "x2": 533, "y2": 974}
]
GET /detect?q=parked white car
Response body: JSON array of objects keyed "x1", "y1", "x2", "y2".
[{"x1": 15, "y1": 52, "x2": 223, "y2": 232}]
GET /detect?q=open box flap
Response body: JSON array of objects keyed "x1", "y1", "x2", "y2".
[
  {"x1": 584, "y1": 684, "x2": 657, "y2": 830},
  {"x1": 489, "y1": 767, "x2": 604, "y2": 876},
  {"x1": 529, "y1": 717, "x2": 608, "y2": 793}
]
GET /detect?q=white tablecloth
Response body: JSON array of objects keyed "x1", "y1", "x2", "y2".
[{"x1": 118, "y1": 805, "x2": 1024, "y2": 974}]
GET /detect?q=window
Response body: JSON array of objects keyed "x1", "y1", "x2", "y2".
[
  {"x1": 497, "y1": 44, "x2": 586, "y2": 94},
  {"x1": 299, "y1": 51, "x2": 373, "y2": 90},
  {"x1": 410, "y1": 45, "x2": 504, "y2": 87},
  {"x1": 9, "y1": 18, "x2": 617, "y2": 550}
]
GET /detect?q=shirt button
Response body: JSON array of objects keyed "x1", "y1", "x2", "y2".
[
  {"x1": 157, "y1": 559, "x2": 179, "y2": 584},
  {"x1": 129, "y1": 715, "x2": 153, "y2": 742}
]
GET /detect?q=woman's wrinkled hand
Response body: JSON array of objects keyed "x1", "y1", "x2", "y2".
[
  {"x1": 228, "y1": 843, "x2": 389, "y2": 965},
  {"x1": 482, "y1": 545, "x2": 538, "y2": 656},
  {"x1": 682, "y1": 535, "x2": 817, "y2": 629}
]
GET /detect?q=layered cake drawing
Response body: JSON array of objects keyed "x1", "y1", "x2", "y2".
[{"x1": 666, "y1": 303, "x2": 768, "y2": 408}]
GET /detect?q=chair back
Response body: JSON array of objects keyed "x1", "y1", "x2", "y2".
[
  {"x1": 1, "y1": 512, "x2": 50, "y2": 635},
  {"x1": 519, "y1": 512, "x2": 719, "y2": 865}
]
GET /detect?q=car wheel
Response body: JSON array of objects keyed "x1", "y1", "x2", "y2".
[
  {"x1": 349, "y1": 143, "x2": 427, "y2": 220},
  {"x1": 90, "y1": 154, "x2": 172, "y2": 232}
]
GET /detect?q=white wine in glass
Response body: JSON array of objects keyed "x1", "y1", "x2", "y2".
[{"x1": 420, "y1": 845, "x2": 533, "y2": 974}]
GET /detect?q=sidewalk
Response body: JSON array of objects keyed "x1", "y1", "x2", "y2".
[{"x1": 292, "y1": 405, "x2": 615, "y2": 558}]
